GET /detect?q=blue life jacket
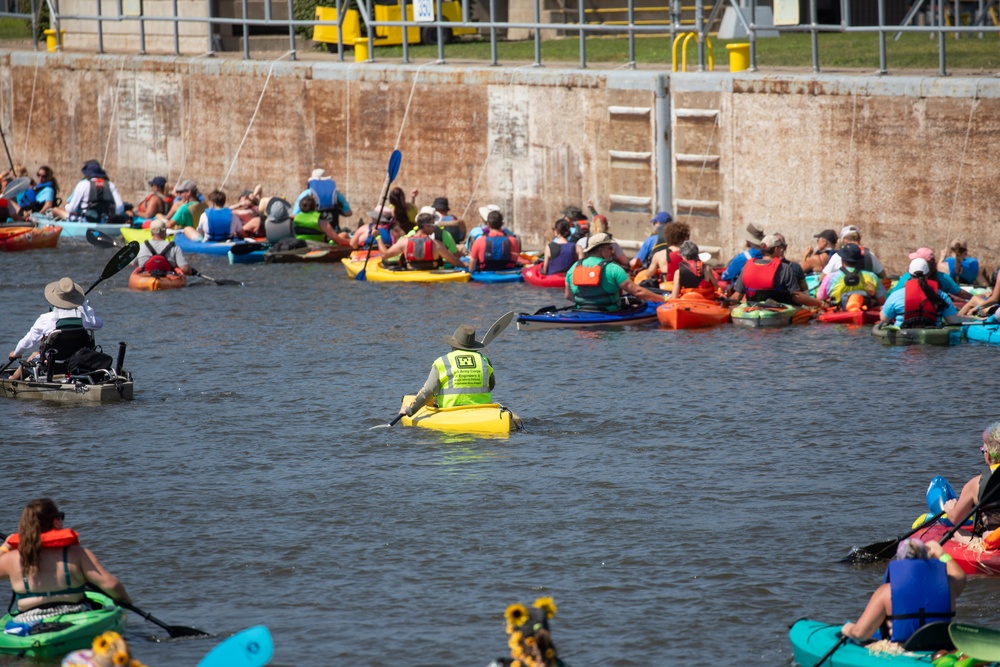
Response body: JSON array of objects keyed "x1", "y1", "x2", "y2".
[
  {"x1": 883, "y1": 559, "x2": 953, "y2": 642},
  {"x1": 308, "y1": 179, "x2": 338, "y2": 212},
  {"x1": 946, "y1": 256, "x2": 979, "y2": 285},
  {"x1": 364, "y1": 225, "x2": 394, "y2": 250},
  {"x1": 545, "y1": 241, "x2": 577, "y2": 275},
  {"x1": 205, "y1": 208, "x2": 233, "y2": 242},
  {"x1": 482, "y1": 235, "x2": 513, "y2": 270},
  {"x1": 17, "y1": 181, "x2": 53, "y2": 210}
]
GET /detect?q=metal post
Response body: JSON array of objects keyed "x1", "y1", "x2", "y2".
[
  {"x1": 207, "y1": 13, "x2": 215, "y2": 55},
  {"x1": 242, "y1": 0, "x2": 250, "y2": 58},
  {"x1": 627, "y1": 0, "x2": 635, "y2": 67},
  {"x1": 172, "y1": 0, "x2": 179, "y2": 54},
  {"x1": 938, "y1": 0, "x2": 948, "y2": 74},
  {"x1": 96, "y1": 0, "x2": 103, "y2": 53},
  {"x1": 809, "y1": 0, "x2": 819, "y2": 73},
  {"x1": 654, "y1": 74, "x2": 671, "y2": 220},
  {"x1": 400, "y1": 0, "x2": 408, "y2": 63},
  {"x1": 533, "y1": 0, "x2": 541, "y2": 66},
  {"x1": 53, "y1": 0, "x2": 61, "y2": 51},
  {"x1": 287, "y1": 0, "x2": 296, "y2": 58},
  {"x1": 877, "y1": 0, "x2": 886, "y2": 73},
  {"x1": 578, "y1": 0, "x2": 585, "y2": 68},
  {"x1": 435, "y1": 0, "x2": 444, "y2": 61},
  {"x1": 489, "y1": 0, "x2": 497, "y2": 65},
  {"x1": 29, "y1": 0, "x2": 37, "y2": 50},
  {"x1": 335, "y1": 0, "x2": 343, "y2": 61},
  {"x1": 749, "y1": 0, "x2": 757, "y2": 71},
  {"x1": 139, "y1": 17, "x2": 145, "y2": 54}
]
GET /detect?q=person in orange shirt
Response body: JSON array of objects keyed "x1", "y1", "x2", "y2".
[{"x1": 468, "y1": 210, "x2": 521, "y2": 272}]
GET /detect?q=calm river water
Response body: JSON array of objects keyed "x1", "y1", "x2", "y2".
[{"x1": 3, "y1": 241, "x2": 1000, "y2": 667}]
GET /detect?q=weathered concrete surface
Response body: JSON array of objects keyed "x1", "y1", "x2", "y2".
[{"x1": 1, "y1": 51, "x2": 998, "y2": 271}]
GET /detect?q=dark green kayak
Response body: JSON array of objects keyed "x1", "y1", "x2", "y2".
[
  {"x1": 871, "y1": 323, "x2": 961, "y2": 346},
  {"x1": 0, "y1": 591, "x2": 125, "y2": 660}
]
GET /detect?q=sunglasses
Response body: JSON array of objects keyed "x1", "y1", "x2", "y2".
[{"x1": 57, "y1": 511, "x2": 65, "y2": 521}]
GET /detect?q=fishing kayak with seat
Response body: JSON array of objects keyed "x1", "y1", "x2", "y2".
[
  {"x1": 656, "y1": 292, "x2": 731, "y2": 329},
  {"x1": 127, "y1": 267, "x2": 187, "y2": 291},
  {"x1": 731, "y1": 302, "x2": 809, "y2": 328},
  {"x1": 871, "y1": 323, "x2": 962, "y2": 346},
  {"x1": 1, "y1": 342, "x2": 134, "y2": 404},
  {"x1": 521, "y1": 263, "x2": 566, "y2": 288},
  {"x1": 0, "y1": 224, "x2": 61, "y2": 251},
  {"x1": 341, "y1": 258, "x2": 471, "y2": 283},
  {"x1": 788, "y1": 618, "x2": 944, "y2": 667},
  {"x1": 0, "y1": 591, "x2": 126, "y2": 661},
  {"x1": 398, "y1": 394, "x2": 522, "y2": 436},
  {"x1": 516, "y1": 301, "x2": 660, "y2": 331}
]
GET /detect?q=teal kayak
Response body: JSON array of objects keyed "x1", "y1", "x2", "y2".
[
  {"x1": 871, "y1": 323, "x2": 961, "y2": 346},
  {"x1": 789, "y1": 619, "x2": 936, "y2": 667},
  {"x1": 0, "y1": 591, "x2": 125, "y2": 660}
]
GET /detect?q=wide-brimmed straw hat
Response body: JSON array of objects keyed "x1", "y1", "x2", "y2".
[
  {"x1": 745, "y1": 223, "x2": 765, "y2": 245},
  {"x1": 583, "y1": 232, "x2": 614, "y2": 253},
  {"x1": 443, "y1": 325, "x2": 485, "y2": 350},
  {"x1": 45, "y1": 277, "x2": 85, "y2": 309}
]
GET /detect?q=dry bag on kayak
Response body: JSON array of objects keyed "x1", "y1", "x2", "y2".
[{"x1": 67, "y1": 348, "x2": 113, "y2": 375}]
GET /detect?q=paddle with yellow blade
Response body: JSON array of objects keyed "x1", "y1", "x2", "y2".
[{"x1": 369, "y1": 311, "x2": 515, "y2": 429}]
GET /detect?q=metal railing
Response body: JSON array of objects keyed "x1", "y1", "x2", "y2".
[{"x1": 5, "y1": 0, "x2": 1000, "y2": 75}]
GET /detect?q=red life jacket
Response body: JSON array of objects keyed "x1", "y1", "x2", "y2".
[
  {"x1": 404, "y1": 236, "x2": 438, "y2": 269},
  {"x1": 740, "y1": 258, "x2": 782, "y2": 297},
  {"x1": 902, "y1": 277, "x2": 943, "y2": 327},
  {"x1": 5, "y1": 528, "x2": 80, "y2": 549}
]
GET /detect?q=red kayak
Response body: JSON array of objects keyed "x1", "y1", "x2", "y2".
[
  {"x1": 656, "y1": 292, "x2": 731, "y2": 329},
  {"x1": 816, "y1": 307, "x2": 881, "y2": 325},
  {"x1": 522, "y1": 263, "x2": 565, "y2": 288},
  {"x1": 913, "y1": 523, "x2": 1000, "y2": 575}
]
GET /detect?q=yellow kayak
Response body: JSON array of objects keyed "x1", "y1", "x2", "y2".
[
  {"x1": 398, "y1": 395, "x2": 522, "y2": 436},
  {"x1": 120, "y1": 226, "x2": 177, "y2": 244},
  {"x1": 341, "y1": 258, "x2": 470, "y2": 283}
]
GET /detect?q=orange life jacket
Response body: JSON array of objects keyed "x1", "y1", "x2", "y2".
[{"x1": 5, "y1": 528, "x2": 80, "y2": 549}]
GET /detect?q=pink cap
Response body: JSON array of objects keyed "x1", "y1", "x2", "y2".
[{"x1": 908, "y1": 247, "x2": 935, "y2": 263}]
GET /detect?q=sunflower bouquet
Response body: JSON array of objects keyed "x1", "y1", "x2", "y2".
[
  {"x1": 62, "y1": 631, "x2": 148, "y2": 667},
  {"x1": 495, "y1": 597, "x2": 564, "y2": 667}
]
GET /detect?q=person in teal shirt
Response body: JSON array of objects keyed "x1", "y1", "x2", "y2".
[
  {"x1": 565, "y1": 233, "x2": 665, "y2": 311},
  {"x1": 888, "y1": 247, "x2": 974, "y2": 301}
]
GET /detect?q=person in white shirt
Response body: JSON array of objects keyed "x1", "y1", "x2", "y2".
[
  {"x1": 821, "y1": 225, "x2": 887, "y2": 279},
  {"x1": 6, "y1": 278, "x2": 102, "y2": 380},
  {"x1": 51, "y1": 160, "x2": 124, "y2": 222}
]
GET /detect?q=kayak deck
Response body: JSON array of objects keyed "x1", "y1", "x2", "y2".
[
  {"x1": 398, "y1": 394, "x2": 522, "y2": 436},
  {"x1": 789, "y1": 619, "x2": 937, "y2": 667},
  {"x1": 0, "y1": 591, "x2": 125, "y2": 660},
  {"x1": 516, "y1": 302, "x2": 660, "y2": 331}
]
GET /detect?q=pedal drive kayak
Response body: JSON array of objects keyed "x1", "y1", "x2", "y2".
[
  {"x1": 871, "y1": 324, "x2": 961, "y2": 346},
  {"x1": 516, "y1": 301, "x2": 660, "y2": 331},
  {"x1": 656, "y1": 292, "x2": 730, "y2": 329},
  {"x1": 341, "y1": 258, "x2": 470, "y2": 283},
  {"x1": 399, "y1": 394, "x2": 522, "y2": 436},
  {"x1": 789, "y1": 618, "x2": 939, "y2": 667},
  {"x1": 0, "y1": 591, "x2": 125, "y2": 660}
]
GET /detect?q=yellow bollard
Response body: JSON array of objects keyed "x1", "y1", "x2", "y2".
[
  {"x1": 726, "y1": 42, "x2": 750, "y2": 72},
  {"x1": 43, "y1": 28, "x2": 65, "y2": 52},
  {"x1": 353, "y1": 38, "x2": 369, "y2": 63}
]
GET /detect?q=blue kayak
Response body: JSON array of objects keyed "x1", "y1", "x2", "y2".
[
  {"x1": 964, "y1": 319, "x2": 1000, "y2": 345},
  {"x1": 516, "y1": 302, "x2": 659, "y2": 330},
  {"x1": 173, "y1": 234, "x2": 260, "y2": 257},
  {"x1": 470, "y1": 268, "x2": 524, "y2": 284}
]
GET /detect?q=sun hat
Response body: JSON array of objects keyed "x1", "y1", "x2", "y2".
[
  {"x1": 814, "y1": 229, "x2": 838, "y2": 245},
  {"x1": 679, "y1": 240, "x2": 700, "y2": 260},
  {"x1": 81, "y1": 160, "x2": 108, "y2": 180},
  {"x1": 45, "y1": 277, "x2": 85, "y2": 309},
  {"x1": 443, "y1": 325, "x2": 485, "y2": 350},
  {"x1": 562, "y1": 206, "x2": 587, "y2": 221},
  {"x1": 478, "y1": 204, "x2": 501, "y2": 222},
  {"x1": 432, "y1": 197, "x2": 450, "y2": 211},
  {"x1": 583, "y1": 232, "x2": 614, "y2": 253},
  {"x1": 263, "y1": 197, "x2": 293, "y2": 224},
  {"x1": 366, "y1": 208, "x2": 394, "y2": 223},
  {"x1": 895, "y1": 538, "x2": 928, "y2": 561},
  {"x1": 418, "y1": 205, "x2": 443, "y2": 222},
  {"x1": 760, "y1": 234, "x2": 782, "y2": 249},
  {"x1": 148, "y1": 176, "x2": 166, "y2": 188},
  {"x1": 909, "y1": 247, "x2": 935, "y2": 263},
  {"x1": 745, "y1": 223, "x2": 765, "y2": 245},
  {"x1": 840, "y1": 225, "x2": 861, "y2": 239},
  {"x1": 838, "y1": 243, "x2": 863, "y2": 264},
  {"x1": 149, "y1": 219, "x2": 167, "y2": 235},
  {"x1": 310, "y1": 168, "x2": 328, "y2": 180},
  {"x1": 908, "y1": 258, "x2": 931, "y2": 275},
  {"x1": 175, "y1": 179, "x2": 196, "y2": 193},
  {"x1": 651, "y1": 211, "x2": 672, "y2": 225}
]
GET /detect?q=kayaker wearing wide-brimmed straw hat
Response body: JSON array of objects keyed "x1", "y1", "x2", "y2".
[
  {"x1": 565, "y1": 233, "x2": 666, "y2": 312},
  {"x1": 6, "y1": 277, "x2": 103, "y2": 381},
  {"x1": 0, "y1": 498, "x2": 131, "y2": 620},
  {"x1": 400, "y1": 325, "x2": 496, "y2": 418}
]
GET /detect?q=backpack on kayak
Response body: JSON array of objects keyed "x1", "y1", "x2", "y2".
[{"x1": 142, "y1": 241, "x2": 175, "y2": 277}]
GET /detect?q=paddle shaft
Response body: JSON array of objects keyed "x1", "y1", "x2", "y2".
[
  {"x1": 86, "y1": 241, "x2": 140, "y2": 294},
  {"x1": 939, "y1": 474, "x2": 1000, "y2": 546},
  {"x1": 812, "y1": 635, "x2": 848, "y2": 667},
  {"x1": 357, "y1": 150, "x2": 402, "y2": 281},
  {"x1": 845, "y1": 510, "x2": 947, "y2": 562},
  {"x1": 0, "y1": 123, "x2": 13, "y2": 173}
]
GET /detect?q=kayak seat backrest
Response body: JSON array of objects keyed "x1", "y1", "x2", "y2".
[
  {"x1": 901, "y1": 621, "x2": 954, "y2": 652},
  {"x1": 41, "y1": 326, "x2": 95, "y2": 375}
]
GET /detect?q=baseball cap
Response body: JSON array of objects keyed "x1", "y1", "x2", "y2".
[
  {"x1": 908, "y1": 258, "x2": 930, "y2": 275},
  {"x1": 148, "y1": 176, "x2": 166, "y2": 188},
  {"x1": 909, "y1": 247, "x2": 935, "y2": 263},
  {"x1": 840, "y1": 225, "x2": 860, "y2": 239},
  {"x1": 650, "y1": 211, "x2": 672, "y2": 224},
  {"x1": 813, "y1": 229, "x2": 838, "y2": 245}
]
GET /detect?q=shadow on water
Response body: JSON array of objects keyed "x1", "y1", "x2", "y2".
[{"x1": 3, "y1": 242, "x2": 1000, "y2": 665}]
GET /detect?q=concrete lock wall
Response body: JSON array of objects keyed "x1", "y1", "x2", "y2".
[{"x1": 1, "y1": 50, "x2": 998, "y2": 272}]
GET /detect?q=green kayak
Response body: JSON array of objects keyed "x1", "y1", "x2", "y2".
[
  {"x1": 0, "y1": 591, "x2": 125, "y2": 660},
  {"x1": 871, "y1": 323, "x2": 962, "y2": 346},
  {"x1": 789, "y1": 619, "x2": 937, "y2": 667},
  {"x1": 731, "y1": 302, "x2": 800, "y2": 328}
]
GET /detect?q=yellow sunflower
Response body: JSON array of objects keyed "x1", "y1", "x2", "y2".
[
  {"x1": 505, "y1": 603, "x2": 529, "y2": 628},
  {"x1": 533, "y1": 597, "x2": 557, "y2": 619}
]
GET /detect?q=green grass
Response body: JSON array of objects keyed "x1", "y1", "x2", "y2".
[
  {"x1": 364, "y1": 31, "x2": 1000, "y2": 71},
  {"x1": 0, "y1": 18, "x2": 32, "y2": 40}
]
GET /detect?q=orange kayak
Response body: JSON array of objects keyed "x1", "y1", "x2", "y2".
[
  {"x1": 128, "y1": 267, "x2": 187, "y2": 291},
  {"x1": 0, "y1": 225, "x2": 61, "y2": 251},
  {"x1": 656, "y1": 292, "x2": 731, "y2": 329}
]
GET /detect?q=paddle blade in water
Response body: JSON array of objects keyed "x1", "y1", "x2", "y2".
[
  {"x1": 387, "y1": 149, "x2": 402, "y2": 181},
  {"x1": 196, "y1": 625, "x2": 273, "y2": 667},
  {"x1": 840, "y1": 539, "x2": 898, "y2": 564}
]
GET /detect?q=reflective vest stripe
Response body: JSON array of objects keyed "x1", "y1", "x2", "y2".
[{"x1": 437, "y1": 354, "x2": 490, "y2": 395}]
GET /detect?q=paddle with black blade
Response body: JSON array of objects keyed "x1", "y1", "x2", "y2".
[
  {"x1": 369, "y1": 311, "x2": 516, "y2": 429},
  {"x1": 357, "y1": 149, "x2": 402, "y2": 281},
  {"x1": 841, "y1": 510, "x2": 946, "y2": 563},
  {"x1": 85, "y1": 228, "x2": 121, "y2": 248},
  {"x1": 86, "y1": 241, "x2": 140, "y2": 295}
]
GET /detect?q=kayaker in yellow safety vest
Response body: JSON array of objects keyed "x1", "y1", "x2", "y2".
[{"x1": 400, "y1": 325, "x2": 495, "y2": 417}]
